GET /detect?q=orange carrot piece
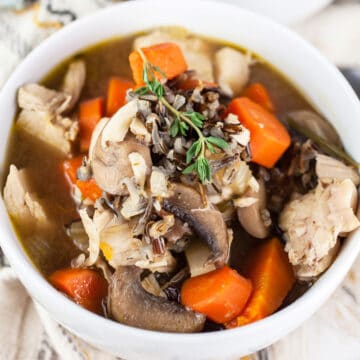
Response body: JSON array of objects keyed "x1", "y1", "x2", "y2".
[
  {"x1": 227, "y1": 238, "x2": 295, "y2": 328},
  {"x1": 62, "y1": 157, "x2": 102, "y2": 201},
  {"x1": 181, "y1": 266, "x2": 253, "y2": 324},
  {"x1": 227, "y1": 97, "x2": 291, "y2": 168},
  {"x1": 76, "y1": 178, "x2": 103, "y2": 202},
  {"x1": 106, "y1": 77, "x2": 134, "y2": 116},
  {"x1": 177, "y1": 78, "x2": 218, "y2": 91},
  {"x1": 49, "y1": 268, "x2": 108, "y2": 314},
  {"x1": 243, "y1": 83, "x2": 275, "y2": 112},
  {"x1": 79, "y1": 97, "x2": 105, "y2": 153},
  {"x1": 62, "y1": 156, "x2": 82, "y2": 184},
  {"x1": 129, "y1": 43, "x2": 187, "y2": 85}
]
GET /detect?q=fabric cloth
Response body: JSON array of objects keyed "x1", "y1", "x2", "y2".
[{"x1": 0, "y1": 1, "x2": 360, "y2": 359}]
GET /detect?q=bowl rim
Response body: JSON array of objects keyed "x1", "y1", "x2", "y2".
[{"x1": 0, "y1": 0, "x2": 359, "y2": 347}]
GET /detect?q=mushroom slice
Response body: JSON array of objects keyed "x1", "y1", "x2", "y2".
[
  {"x1": 236, "y1": 179, "x2": 270, "y2": 239},
  {"x1": 92, "y1": 136, "x2": 151, "y2": 195},
  {"x1": 316, "y1": 153, "x2": 360, "y2": 186},
  {"x1": 18, "y1": 83, "x2": 71, "y2": 114},
  {"x1": 101, "y1": 99, "x2": 139, "y2": 147},
  {"x1": 287, "y1": 110, "x2": 341, "y2": 147},
  {"x1": 61, "y1": 59, "x2": 86, "y2": 112},
  {"x1": 109, "y1": 266, "x2": 205, "y2": 333},
  {"x1": 163, "y1": 183, "x2": 230, "y2": 267},
  {"x1": 91, "y1": 100, "x2": 152, "y2": 195}
]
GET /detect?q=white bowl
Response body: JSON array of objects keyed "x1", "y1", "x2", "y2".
[
  {"x1": 213, "y1": 0, "x2": 333, "y2": 24},
  {"x1": 0, "y1": 1, "x2": 359, "y2": 359}
]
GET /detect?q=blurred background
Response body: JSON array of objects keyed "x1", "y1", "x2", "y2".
[{"x1": 0, "y1": 1, "x2": 359, "y2": 360}]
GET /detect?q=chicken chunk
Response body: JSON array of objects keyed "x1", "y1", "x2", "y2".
[
  {"x1": 17, "y1": 110, "x2": 77, "y2": 155},
  {"x1": 18, "y1": 83, "x2": 71, "y2": 115},
  {"x1": 133, "y1": 30, "x2": 214, "y2": 81},
  {"x1": 316, "y1": 153, "x2": 360, "y2": 186},
  {"x1": 295, "y1": 241, "x2": 340, "y2": 281},
  {"x1": 279, "y1": 179, "x2": 360, "y2": 278},
  {"x1": 3, "y1": 165, "x2": 49, "y2": 231},
  {"x1": 61, "y1": 59, "x2": 86, "y2": 112},
  {"x1": 214, "y1": 47, "x2": 251, "y2": 97}
]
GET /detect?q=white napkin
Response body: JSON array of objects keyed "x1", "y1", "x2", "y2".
[{"x1": 1, "y1": 1, "x2": 360, "y2": 360}]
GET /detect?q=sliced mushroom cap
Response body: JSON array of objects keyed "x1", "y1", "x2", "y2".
[
  {"x1": 236, "y1": 179, "x2": 270, "y2": 239},
  {"x1": 91, "y1": 100, "x2": 152, "y2": 195},
  {"x1": 288, "y1": 110, "x2": 341, "y2": 147},
  {"x1": 109, "y1": 266, "x2": 205, "y2": 333},
  {"x1": 163, "y1": 183, "x2": 229, "y2": 267},
  {"x1": 92, "y1": 134, "x2": 151, "y2": 195}
]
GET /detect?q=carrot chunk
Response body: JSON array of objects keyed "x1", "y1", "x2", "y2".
[
  {"x1": 106, "y1": 77, "x2": 134, "y2": 116},
  {"x1": 78, "y1": 97, "x2": 105, "y2": 153},
  {"x1": 129, "y1": 43, "x2": 187, "y2": 85},
  {"x1": 227, "y1": 237, "x2": 295, "y2": 328},
  {"x1": 181, "y1": 266, "x2": 252, "y2": 324},
  {"x1": 227, "y1": 97, "x2": 290, "y2": 168},
  {"x1": 62, "y1": 156, "x2": 102, "y2": 201},
  {"x1": 49, "y1": 268, "x2": 108, "y2": 314},
  {"x1": 243, "y1": 83, "x2": 275, "y2": 112},
  {"x1": 62, "y1": 156, "x2": 82, "y2": 184}
]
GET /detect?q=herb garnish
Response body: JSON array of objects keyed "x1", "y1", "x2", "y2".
[
  {"x1": 135, "y1": 49, "x2": 228, "y2": 182},
  {"x1": 287, "y1": 116, "x2": 360, "y2": 168}
]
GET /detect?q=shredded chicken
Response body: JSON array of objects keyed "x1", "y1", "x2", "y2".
[
  {"x1": 17, "y1": 110, "x2": 76, "y2": 155},
  {"x1": 279, "y1": 179, "x2": 360, "y2": 278},
  {"x1": 316, "y1": 153, "x2": 360, "y2": 186},
  {"x1": 61, "y1": 59, "x2": 86, "y2": 112},
  {"x1": 214, "y1": 47, "x2": 251, "y2": 96},
  {"x1": 79, "y1": 207, "x2": 120, "y2": 266},
  {"x1": 100, "y1": 222, "x2": 176, "y2": 273},
  {"x1": 295, "y1": 240, "x2": 340, "y2": 280},
  {"x1": 3, "y1": 165, "x2": 49, "y2": 231},
  {"x1": 18, "y1": 83, "x2": 71, "y2": 114}
]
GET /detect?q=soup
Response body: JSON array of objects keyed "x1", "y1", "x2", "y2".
[{"x1": 3, "y1": 27, "x2": 359, "y2": 333}]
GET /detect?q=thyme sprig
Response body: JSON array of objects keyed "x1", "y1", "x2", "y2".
[
  {"x1": 135, "y1": 48, "x2": 228, "y2": 182},
  {"x1": 136, "y1": 49, "x2": 228, "y2": 183}
]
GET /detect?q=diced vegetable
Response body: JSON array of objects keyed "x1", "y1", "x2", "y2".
[
  {"x1": 227, "y1": 97, "x2": 290, "y2": 168},
  {"x1": 181, "y1": 266, "x2": 252, "y2": 324},
  {"x1": 243, "y1": 83, "x2": 274, "y2": 112},
  {"x1": 79, "y1": 97, "x2": 105, "y2": 153},
  {"x1": 106, "y1": 77, "x2": 134, "y2": 116},
  {"x1": 63, "y1": 156, "x2": 82, "y2": 184},
  {"x1": 49, "y1": 268, "x2": 108, "y2": 314},
  {"x1": 129, "y1": 43, "x2": 187, "y2": 85},
  {"x1": 227, "y1": 237, "x2": 295, "y2": 328},
  {"x1": 62, "y1": 157, "x2": 102, "y2": 201},
  {"x1": 76, "y1": 178, "x2": 103, "y2": 202}
]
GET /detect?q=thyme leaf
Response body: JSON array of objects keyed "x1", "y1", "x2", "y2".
[
  {"x1": 137, "y1": 48, "x2": 229, "y2": 183},
  {"x1": 206, "y1": 136, "x2": 229, "y2": 150}
]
